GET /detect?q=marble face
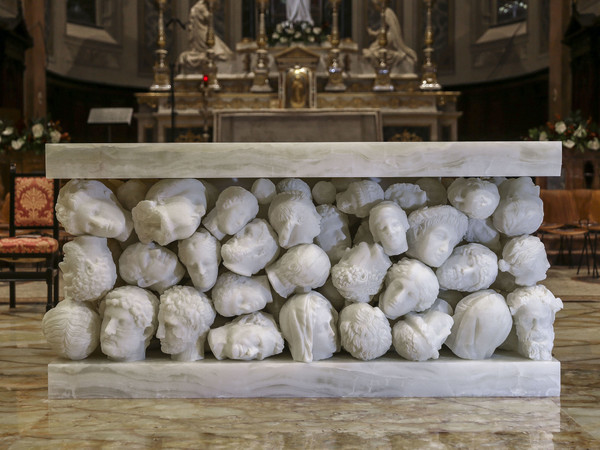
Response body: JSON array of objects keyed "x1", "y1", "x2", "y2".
[
  {"x1": 268, "y1": 191, "x2": 321, "y2": 249},
  {"x1": 221, "y1": 218, "x2": 280, "y2": 276},
  {"x1": 178, "y1": 229, "x2": 221, "y2": 292},
  {"x1": 42, "y1": 299, "x2": 101, "y2": 360},
  {"x1": 498, "y1": 235, "x2": 550, "y2": 286},
  {"x1": 56, "y1": 179, "x2": 133, "y2": 241},
  {"x1": 118, "y1": 242, "x2": 185, "y2": 294},
  {"x1": 445, "y1": 289, "x2": 513, "y2": 360},
  {"x1": 215, "y1": 186, "x2": 259, "y2": 236},
  {"x1": 379, "y1": 258, "x2": 439, "y2": 320},
  {"x1": 369, "y1": 201, "x2": 410, "y2": 256},
  {"x1": 156, "y1": 286, "x2": 216, "y2": 361},
  {"x1": 447, "y1": 178, "x2": 500, "y2": 220},
  {"x1": 211, "y1": 272, "x2": 273, "y2": 317},
  {"x1": 312, "y1": 180, "x2": 337, "y2": 205},
  {"x1": 507, "y1": 285, "x2": 563, "y2": 361},
  {"x1": 59, "y1": 236, "x2": 117, "y2": 302},
  {"x1": 208, "y1": 312, "x2": 284, "y2": 361},
  {"x1": 492, "y1": 177, "x2": 543, "y2": 236},
  {"x1": 392, "y1": 309, "x2": 454, "y2": 361},
  {"x1": 436, "y1": 243, "x2": 498, "y2": 292},
  {"x1": 336, "y1": 180, "x2": 384, "y2": 218},
  {"x1": 266, "y1": 243, "x2": 331, "y2": 298},
  {"x1": 116, "y1": 179, "x2": 150, "y2": 211},
  {"x1": 132, "y1": 178, "x2": 207, "y2": 246},
  {"x1": 338, "y1": 303, "x2": 392, "y2": 361},
  {"x1": 384, "y1": 183, "x2": 427, "y2": 213},
  {"x1": 100, "y1": 286, "x2": 159, "y2": 362},
  {"x1": 406, "y1": 205, "x2": 469, "y2": 268},
  {"x1": 279, "y1": 291, "x2": 340, "y2": 363},
  {"x1": 331, "y1": 242, "x2": 391, "y2": 303},
  {"x1": 315, "y1": 204, "x2": 352, "y2": 264}
]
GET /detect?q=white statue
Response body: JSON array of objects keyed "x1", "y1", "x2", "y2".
[
  {"x1": 498, "y1": 235, "x2": 550, "y2": 286},
  {"x1": 312, "y1": 180, "x2": 337, "y2": 205},
  {"x1": 506, "y1": 285, "x2": 563, "y2": 361},
  {"x1": 392, "y1": 309, "x2": 454, "y2": 361},
  {"x1": 464, "y1": 217, "x2": 502, "y2": 254},
  {"x1": 221, "y1": 218, "x2": 280, "y2": 276},
  {"x1": 56, "y1": 179, "x2": 133, "y2": 241},
  {"x1": 116, "y1": 179, "x2": 150, "y2": 211},
  {"x1": 277, "y1": 178, "x2": 312, "y2": 199},
  {"x1": 211, "y1": 272, "x2": 273, "y2": 317},
  {"x1": 492, "y1": 177, "x2": 544, "y2": 236},
  {"x1": 384, "y1": 183, "x2": 427, "y2": 213},
  {"x1": 445, "y1": 289, "x2": 513, "y2": 360},
  {"x1": 406, "y1": 205, "x2": 469, "y2": 267},
  {"x1": 118, "y1": 242, "x2": 185, "y2": 294},
  {"x1": 202, "y1": 207, "x2": 226, "y2": 240},
  {"x1": 315, "y1": 204, "x2": 352, "y2": 264},
  {"x1": 266, "y1": 243, "x2": 331, "y2": 298},
  {"x1": 331, "y1": 242, "x2": 391, "y2": 303},
  {"x1": 447, "y1": 178, "x2": 500, "y2": 220},
  {"x1": 214, "y1": 186, "x2": 259, "y2": 236},
  {"x1": 60, "y1": 236, "x2": 117, "y2": 302},
  {"x1": 498, "y1": 176, "x2": 540, "y2": 199},
  {"x1": 336, "y1": 180, "x2": 384, "y2": 218},
  {"x1": 379, "y1": 257, "x2": 439, "y2": 319},
  {"x1": 415, "y1": 178, "x2": 447, "y2": 206},
  {"x1": 251, "y1": 178, "x2": 276, "y2": 205},
  {"x1": 132, "y1": 179, "x2": 207, "y2": 246},
  {"x1": 177, "y1": 229, "x2": 221, "y2": 292},
  {"x1": 268, "y1": 191, "x2": 321, "y2": 248},
  {"x1": 208, "y1": 312, "x2": 284, "y2": 361},
  {"x1": 369, "y1": 201, "x2": 410, "y2": 256},
  {"x1": 42, "y1": 299, "x2": 101, "y2": 360},
  {"x1": 156, "y1": 285, "x2": 216, "y2": 361},
  {"x1": 99, "y1": 286, "x2": 159, "y2": 362},
  {"x1": 286, "y1": 0, "x2": 313, "y2": 24},
  {"x1": 279, "y1": 291, "x2": 340, "y2": 363},
  {"x1": 338, "y1": 303, "x2": 392, "y2": 361},
  {"x1": 435, "y1": 243, "x2": 498, "y2": 292}
]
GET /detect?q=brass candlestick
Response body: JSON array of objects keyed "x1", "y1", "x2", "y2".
[
  {"x1": 373, "y1": 0, "x2": 393, "y2": 92},
  {"x1": 251, "y1": 0, "x2": 273, "y2": 92},
  {"x1": 150, "y1": 0, "x2": 171, "y2": 91},
  {"x1": 204, "y1": 0, "x2": 220, "y2": 91},
  {"x1": 420, "y1": 0, "x2": 441, "y2": 90},
  {"x1": 325, "y1": 0, "x2": 346, "y2": 92}
]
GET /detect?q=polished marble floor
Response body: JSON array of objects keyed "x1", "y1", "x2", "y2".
[{"x1": 1, "y1": 268, "x2": 600, "y2": 448}]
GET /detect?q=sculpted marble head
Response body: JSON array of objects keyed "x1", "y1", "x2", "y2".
[
  {"x1": 336, "y1": 180, "x2": 384, "y2": 218},
  {"x1": 338, "y1": 303, "x2": 392, "y2": 361},
  {"x1": 42, "y1": 299, "x2": 101, "y2": 360},
  {"x1": 436, "y1": 243, "x2": 498, "y2": 292},
  {"x1": 447, "y1": 178, "x2": 500, "y2": 220},
  {"x1": 56, "y1": 179, "x2": 133, "y2": 241},
  {"x1": 369, "y1": 201, "x2": 410, "y2": 256},
  {"x1": 59, "y1": 236, "x2": 117, "y2": 302},
  {"x1": 119, "y1": 242, "x2": 185, "y2": 294},
  {"x1": 406, "y1": 205, "x2": 468, "y2": 267},
  {"x1": 331, "y1": 242, "x2": 391, "y2": 303},
  {"x1": 492, "y1": 195, "x2": 544, "y2": 236},
  {"x1": 507, "y1": 285, "x2": 563, "y2": 361},
  {"x1": 279, "y1": 291, "x2": 340, "y2": 362},
  {"x1": 116, "y1": 179, "x2": 150, "y2": 211},
  {"x1": 156, "y1": 285, "x2": 216, "y2": 361},
  {"x1": 266, "y1": 243, "x2": 331, "y2": 298},
  {"x1": 384, "y1": 183, "x2": 427, "y2": 213},
  {"x1": 445, "y1": 289, "x2": 513, "y2": 360},
  {"x1": 208, "y1": 312, "x2": 284, "y2": 360},
  {"x1": 100, "y1": 286, "x2": 159, "y2": 362},
  {"x1": 379, "y1": 257, "x2": 439, "y2": 319},
  {"x1": 277, "y1": 177, "x2": 312, "y2": 199},
  {"x1": 392, "y1": 309, "x2": 454, "y2": 361},
  {"x1": 177, "y1": 229, "x2": 221, "y2": 292},
  {"x1": 132, "y1": 178, "x2": 207, "y2": 246},
  {"x1": 215, "y1": 186, "x2": 259, "y2": 236},
  {"x1": 251, "y1": 178, "x2": 276, "y2": 205},
  {"x1": 312, "y1": 180, "x2": 337, "y2": 205},
  {"x1": 315, "y1": 204, "x2": 351, "y2": 264},
  {"x1": 221, "y1": 218, "x2": 280, "y2": 276},
  {"x1": 498, "y1": 176, "x2": 540, "y2": 199},
  {"x1": 211, "y1": 272, "x2": 273, "y2": 317},
  {"x1": 498, "y1": 235, "x2": 550, "y2": 286},
  {"x1": 268, "y1": 191, "x2": 321, "y2": 248}
]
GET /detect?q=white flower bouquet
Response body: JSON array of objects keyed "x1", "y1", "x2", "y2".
[
  {"x1": 0, "y1": 118, "x2": 70, "y2": 155},
  {"x1": 527, "y1": 111, "x2": 600, "y2": 153}
]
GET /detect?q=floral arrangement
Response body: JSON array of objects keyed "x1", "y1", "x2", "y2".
[
  {"x1": 269, "y1": 20, "x2": 325, "y2": 46},
  {"x1": 527, "y1": 111, "x2": 600, "y2": 152},
  {"x1": 0, "y1": 118, "x2": 70, "y2": 155}
]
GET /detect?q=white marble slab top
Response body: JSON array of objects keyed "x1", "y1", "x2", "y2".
[{"x1": 45, "y1": 141, "x2": 561, "y2": 179}]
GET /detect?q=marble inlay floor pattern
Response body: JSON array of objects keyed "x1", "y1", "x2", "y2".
[{"x1": 1, "y1": 268, "x2": 600, "y2": 448}]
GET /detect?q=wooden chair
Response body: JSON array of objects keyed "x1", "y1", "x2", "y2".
[{"x1": 0, "y1": 164, "x2": 60, "y2": 310}]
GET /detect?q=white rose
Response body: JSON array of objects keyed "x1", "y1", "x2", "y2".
[
  {"x1": 294, "y1": 31, "x2": 302, "y2": 39},
  {"x1": 564, "y1": 139, "x2": 575, "y2": 149},
  {"x1": 588, "y1": 137, "x2": 600, "y2": 151},
  {"x1": 2, "y1": 126, "x2": 14, "y2": 136},
  {"x1": 574, "y1": 125, "x2": 587, "y2": 139},
  {"x1": 555, "y1": 121, "x2": 567, "y2": 134},
  {"x1": 11, "y1": 138, "x2": 24, "y2": 150},
  {"x1": 32, "y1": 123, "x2": 44, "y2": 138},
  {"x1": 313, "y1": 27, "x2": 322, "y2": 34},
  {"x1": 539, "y1": 131, "x2": 548, "y2": 141},
  {"x1": 308, "y1": 35, "x2": 315, "y2": 42},
  {"x1": 50, "y1": 129, "x2": 62, "y2": 143}
]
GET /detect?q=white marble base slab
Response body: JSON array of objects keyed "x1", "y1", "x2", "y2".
[{"x1": 48, "y1": 350, "x2": 560, "y2": 399}]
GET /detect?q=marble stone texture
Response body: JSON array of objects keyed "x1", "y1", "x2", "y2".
[
  {"x1": 48, "y1": 350, "x2": 560, "y2": 399},
  {"x1": 45, "y1": 141, "x2": 561, "y2": 179}
]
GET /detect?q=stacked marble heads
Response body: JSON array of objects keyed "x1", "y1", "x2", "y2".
[{"x1": 42, "y1": 175, "x2": 562, "y2": 364}]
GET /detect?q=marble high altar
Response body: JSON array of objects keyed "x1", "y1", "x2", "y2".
[{"x1": 134, "y1": 0, "x2": 461, "y2": 143}]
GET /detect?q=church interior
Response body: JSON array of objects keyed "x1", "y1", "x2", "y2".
[{"x1": 2, "y1": 0, "x2": 600, "y2": 447}]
